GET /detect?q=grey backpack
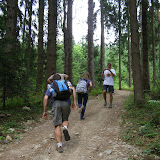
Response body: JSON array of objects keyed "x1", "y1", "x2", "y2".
[{"x1": 76, "y1": 79, "x2": 87, "y2": 93}]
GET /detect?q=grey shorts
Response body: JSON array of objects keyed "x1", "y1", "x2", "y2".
[
  {"x1": 103, "y1": 85, "x2": 114, "y2": 93},
  {"x1": 52, "y1": 100, "x2": 71, "y2": 127}
]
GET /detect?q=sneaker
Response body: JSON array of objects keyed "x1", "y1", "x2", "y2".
[
  {"x1": 78, "y1": 106, "x2": 84, "y2": 113},
  {"x1": 104, "y1": 101, "x2": 107, "y2": 107},
  {"x1": 63, "y1": 129, "x2": 70, "y2": 141},
  {"x1": 108, "y1": 104, "x2": 112, "y2": 108},
  {"x1": 56, "y1": 146, "x2": 63, "y2": 153},
  {"x1": 80, "y1": 117, "x2": 85, "y2": 120}
]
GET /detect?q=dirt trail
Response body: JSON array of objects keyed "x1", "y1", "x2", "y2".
[{"x1": 0, "y1": 90, "x2": 145, "y2": 160}]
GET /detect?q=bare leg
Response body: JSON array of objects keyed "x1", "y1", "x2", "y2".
[
  {"x1": 62, "y1": 120, "x2": 69, "y2": 128},
  {"x1": 62, "y1": 120, "x2": 70, "y2": 141},
  {"x1": 109, "y1": 92, "x2": 113, "y2": 104},
  {"x1": 103, "y1": 90, "x2": 107, "y2": 106},
  {"x1": 54, "y1": 125, "x2": 62, "y2": 143},
  {"x1": 103, "y1": 90, "x2": 107, "y2": 101}
]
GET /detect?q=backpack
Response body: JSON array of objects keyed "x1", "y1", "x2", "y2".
[
  {"x1": 76, "y1": 79, "x2": 88, "y2": 94},
  {"x1": 51, "y1": 80, "x2": 71, "y2": 100}
]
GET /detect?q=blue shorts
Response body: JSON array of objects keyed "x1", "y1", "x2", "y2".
[{"x1": 103, "y1": 85, "x2": 114, "y2": 93}]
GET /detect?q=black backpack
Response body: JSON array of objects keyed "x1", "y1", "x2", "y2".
[{"x1": 51, "y1": 80, "x2": 71, "y2": 100}]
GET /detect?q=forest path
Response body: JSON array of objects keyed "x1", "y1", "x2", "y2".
[{"x1": 0, "y1": 90, "x2": 145, "y2": 160}]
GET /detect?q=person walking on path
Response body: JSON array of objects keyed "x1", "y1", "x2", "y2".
[
  {"x1": 101, "y1": 62, "x2": 116, "y2": 108},
  {"x1": 76, "y1": 72, "x2": 93, "y2": 120},
  {"x1": 47, "y1": 72, "x2": 76, "y2": 105},
  {"x1": 43, "y1": 74, "x2": 77, "y2": 153},
  {"x1": 47, "y1": 72, "x2": 69, "y2": 84}
]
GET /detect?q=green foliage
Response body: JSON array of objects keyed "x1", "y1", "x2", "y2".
[
  {"x1": 72, "y1": 43, "x2": 88, "y2": 86},
  {"x1": 122, "y1": 91, "x2": 160, "y2": 157},
  {"x1": 89, "y1": 86, "x2": 102, "y2": 96},
  {"x1": 56, "y1": 43, "x2": 65, "y2": 73},
  {"x1": 149, "y1": 81, "x2": 160, "y2": 100},
  {"x1": 0, "y1": 92, "x2": 44, "y2": 141}
]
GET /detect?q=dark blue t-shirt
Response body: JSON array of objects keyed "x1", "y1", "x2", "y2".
[{"x1": 45, "y1": 89, "x2": 71, "y2": 105}]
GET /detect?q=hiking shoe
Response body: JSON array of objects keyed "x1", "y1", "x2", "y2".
[
  {"x1": 63, "y1": 129, "x2": 70, "y2": 141},
  {"x1": 56, "y1": 146, "x2": 63, "y2": 153},
  {"x1": 108, "y1": 104, "x2": 112, "y2": 108},
  {"x1": 104, "y1": 101, "x2": 107, "y2": 107},
  {"x1": 80, "y1": 117, "x2": 85, "y2": 120},
  {"x1": 78, "y1": 106, "x2": 84, "y2": 113}
]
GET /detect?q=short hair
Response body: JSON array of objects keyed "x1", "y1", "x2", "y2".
[
  {"x1": 107, "y1": 62, "x2": 111, "y2": 65},
  {"x1": 52, "y1": 74, "x2": 61, "y2": 80}
]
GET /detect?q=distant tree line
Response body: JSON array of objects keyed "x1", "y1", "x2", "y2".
[{"x1": 0, "y1": 0, "x2": 160, "y2": 108}]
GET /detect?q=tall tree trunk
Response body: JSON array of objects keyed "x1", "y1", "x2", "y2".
[
  {"x1": 140, "y1": 4, "x2": 143, "y2": 70},
  {"x1": 36, "y1": 0, "x2": 44, "y2": 92},
  {"x1": 4, "y1": 0, "x2": 18, "y2": 108},
  {"x1": 127, "y1": 0, "x2": 131, "y2": 88},
  {"x1": 151, "y1": 0, "x2": 156, "y2": 86},
  {"x1": 142, "y1": 0, "x2": 150, "y2": 92},
  {"x1": 45, "y1": 0, "x2": 57, "y2": 88},
  {"x1": 67, "y1": 0, "x2": 73, "y2": 82},
  {"x1": 128, "y1": 20, "x2": 131, "y2": 88},
  {"x1": 22, "y1": 0, "x2": 27, "y2": 49},
  {"x1": 26, "y1": 0, "x2": 33, "y2": 84},
  {"x1": 6, "y1": 0, "x2": 17, "y2": 53},
  {"x1": 129, "y1": 0, "x2": 145, "y2": 104},
  {"x1": 157, "y1": 7, "x2": 160, "y2": 78},
  {"x1": 88, "y1": 0, "x2": 95, "y2": 86},
  {"x1": 118, "y1": 0, "x2": 121, "y2": 90},
  {"x1": 63, "y1": 0, "x2": 68, "y2": 74},
  {"x1": 100, "y1": 0, "x2": 105, "y2": 72}
]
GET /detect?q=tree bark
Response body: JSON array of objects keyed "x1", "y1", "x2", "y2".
[
  {"x1": 129, "y1": 0, "x2": 145, "y2": 104},
  {"x1": 118, "y1": 0, "x2": 121, "y2": 90},
  {"x1": 22, "y1": 0, "x2": 27, "y2": 49},
  {"x1": 4, "y1": 0, "x2": 18, "y2": 108},
  {"x1": 128, "y1": 20, "x2": 131, "y2": 88},
  {"x1": 63, "y1": 0, "x2": 68, "y2": 74},
  {"x1": 157, "y1": 7, "x2": 160, "y2": 78},
  {"x1": 126, "y1": 0, "x2": 131, "y2": 88},
  {"x1": 45, "y1": 0, "x2": 57, "y2": 88},
  {"x1": 88, "y1": 0, "x2": 95, "y2": 86},
  {"x1": 6, "y1": 0, "x2": 17, "y2": 53},
  {"x1": 100, "y1": 0, "x2": 105, "y2": 72},
  {"x1": 67, "y1": 0, "x2": 73, "y2": 82},
  {"x1": 151, "y1": 0, "x2": 156, "y2": 86},
  {"x1": 142, "y1": 0, "x2": 150, "y2": 92},
  {"x1": 26, "y1": 0, "x2": 33, "y2": 84},
  {"x1": 36, "y1": 0, "x2": 44, "y2": 92}
]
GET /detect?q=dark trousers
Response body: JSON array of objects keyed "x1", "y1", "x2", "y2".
[{"x1": 77, "y1": 93, "x2": 88, "y2": 119}]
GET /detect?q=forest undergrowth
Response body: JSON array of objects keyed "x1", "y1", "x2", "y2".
[
  {"x1": 0, "y1": 86, "x2": 160, "y2": 158},
  {"x1": 121, "y1": 86, "x2": 160, "y2": 158}
]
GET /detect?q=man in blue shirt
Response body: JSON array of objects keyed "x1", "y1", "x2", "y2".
[{"x1": 42, "y1": 74, "x2": 77, "y2": 153}]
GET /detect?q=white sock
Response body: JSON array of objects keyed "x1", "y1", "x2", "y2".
[
  {"x1": 57, "y1": 142, "x2": 62, "y2": 148},
  {"x1": 63, "y1": 126, "x2": 68, "y2": 130}
]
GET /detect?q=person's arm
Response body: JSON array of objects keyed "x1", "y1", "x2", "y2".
[
  {"x1": 42, "y1": 95, "x2": 49, "y2": 119},
  {"x1": 110, "y1": 70, "x2": 116, "y2": 77},
  {"x1": 88, "y1": 81, "x2": 93, "y2": 92},
  {"x1": 70, "y1": 87, "x2": 78, "y2": 111},
  {"x1": 47, "y1": 75, "x2": 54, "y2": 84},
  {"x1": 64, "y1": 74, "x2": 69, "y2": 80},
  {"x1": 101, "y1": 69, "x2": 106, "y2": 78},
  {"x1": 47, "y1": 79, "x2": 52, "y2": 84}
]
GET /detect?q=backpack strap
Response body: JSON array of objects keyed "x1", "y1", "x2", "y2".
[
  {"x1": 55, "y1": 80, "x2": 68, "y2": 91},
  {"x1": 61, "y1": 80, "x2": 68, "y2": 90}
]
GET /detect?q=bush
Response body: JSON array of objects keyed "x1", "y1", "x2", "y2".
[{"x1": 122, "y1": 92, "x2": 160, "y2": 157}]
